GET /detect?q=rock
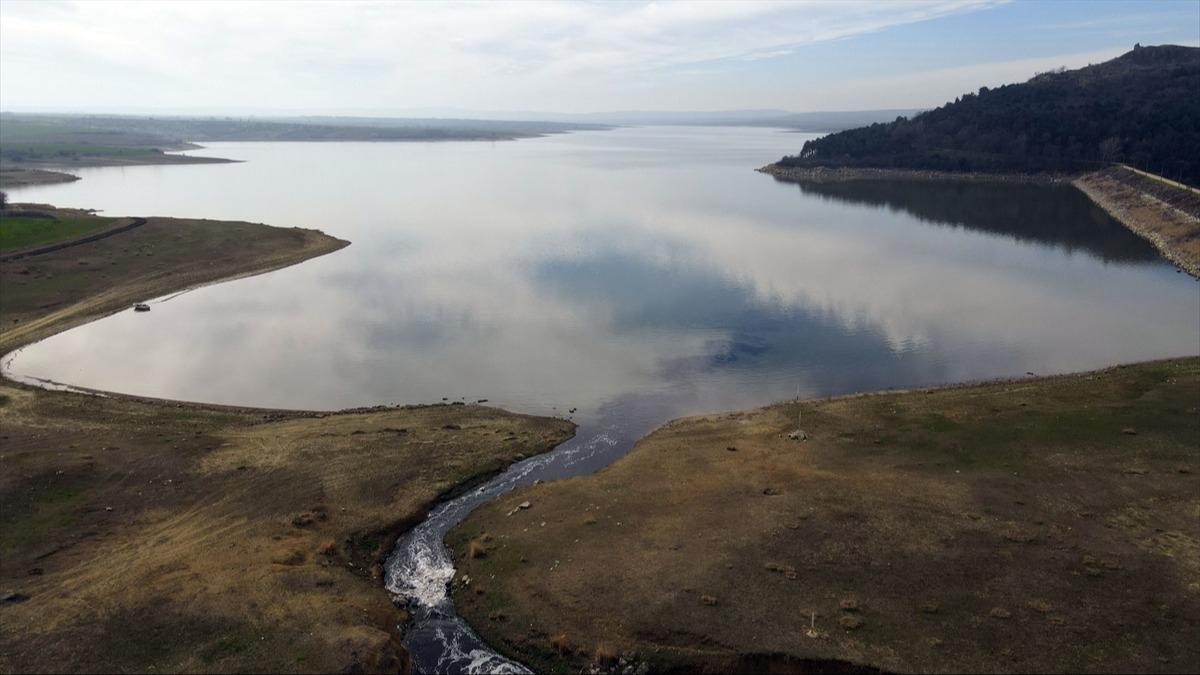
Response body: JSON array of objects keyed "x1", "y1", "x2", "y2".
[
  {"x1": 1121, "y1": 427, "x2": 1138, "y2": 435},
  {"x1": 292, "y1": 513, "x2": 315, "y2": 527},
  {"x1": 1, "y1": 591, "x2": 30, "y2": 604},
  {"x1": 989, "y1": 607, "x2": 1012, "y2": 619},
  {"x1": 442, "y1": 424, "x2": 462, "y2": 430},
  {"x1": 726, "y1": 446, "x2": 738, "y2": 452},
  {"x1": 788, "y1": 430, "x2": 808, "y2": 441},
  {"x1": 921, "y1": 601, "x2": 940, "y2": 614},
  {"x1": 839, "y1": 615, "x2": 864, "y2": 630},
  {"x1": 839, "y1": 598, "x2": 860, "y2": 612},
  {"x1": 764, "y1": 561, "x2": 799, "y2": 579},
  {"x1": 518, "y1": 501, "x2": 531, "y2": 510},
  {"x1": 700, "y1": 594, "x2": 719, "y2": 606},
  {"x1": 133, "y1": 303, "x2": 150, "y2": 312},
  {"x1": 763, "y1": 487, "x2": 781, "y2": 496},
  {"x1": 1027, "y1": 599, "x2": 1053, "y2": 613}
]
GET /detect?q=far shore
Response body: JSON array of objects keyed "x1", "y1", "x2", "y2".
[
  {"x1": 0, "y1": 154, "x2": 236, "y2": 190},
  {"x1": 760, "y1": 162, "x2": 1200, "y2": 279},
  {"x1": 0, "y1": 168, "x2": 80, "y2": 188}
]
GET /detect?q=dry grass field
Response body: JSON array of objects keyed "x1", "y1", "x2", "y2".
[
  {"x1": 0, "y1": 205, "x2": 575, "y2": 672},
  {"x1": 451, "y1": 359, "x2": 1200, "y2": 674}
]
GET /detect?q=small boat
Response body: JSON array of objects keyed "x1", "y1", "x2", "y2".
[{"x1": 133, "y1": 303, "x2": 151, "y2": 312}]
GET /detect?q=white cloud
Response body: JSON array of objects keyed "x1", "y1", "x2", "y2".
[
  {"x1": 0, "y1": 0, "x2": 1002, "y2": 112},
  {"x1": 811, "y1": 46, "x2": 1133, "y2": 109}
]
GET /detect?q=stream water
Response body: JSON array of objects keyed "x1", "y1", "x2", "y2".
[{"x1": 4, "y1": 127, "x2": 1197, "y2": 673}]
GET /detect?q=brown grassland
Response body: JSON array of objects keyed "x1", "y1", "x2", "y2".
[
  {"x1": 0, "y1": 205, "x2": 575, "y2": 672},
  {"x1": 451, "y1": 358, "x2": 1200, "y2": 674}
]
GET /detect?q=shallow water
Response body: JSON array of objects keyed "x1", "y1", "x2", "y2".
[{"x1": 4, "y1": 126, "x2": 1198, "y2": 673}]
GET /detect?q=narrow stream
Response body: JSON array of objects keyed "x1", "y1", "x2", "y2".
[{"x1": 385, "y1": 408, "x2": 647, "y2": 674}]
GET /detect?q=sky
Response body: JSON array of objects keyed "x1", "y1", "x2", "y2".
[{"x1": 0, "y1": 0, "x2": 1197, "y2": 116}]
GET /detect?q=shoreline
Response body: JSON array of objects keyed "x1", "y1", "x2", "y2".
[
  {"x1": 0, "y1": 155, "x2": 236, "y2": 190},
  {"x1": 757, "y1": 163, "x2": 1073, "y2": 185},
  {"x1": 1073, "y1": 167, "x2": 1200, "y2": 278},
  {"x1": 0, "y1": 206, "x2": 575, "y2": 673},
  {"x1": 0, "y1": 168, "x2": 81, "y2": 188}
]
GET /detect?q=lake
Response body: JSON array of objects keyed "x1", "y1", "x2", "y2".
[
  {"x1": 5, "y1": 125, "x2": 1198, "y2": 672},
  {"x1": 4, "y1": 127, "x2": 1197, "y2": 425}
]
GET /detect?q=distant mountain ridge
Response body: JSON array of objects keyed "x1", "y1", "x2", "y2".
[{"x1": 777, "y1": 45, "x2": 1200, "y2": 185}]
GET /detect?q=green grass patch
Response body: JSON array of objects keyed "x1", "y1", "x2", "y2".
[
  {"x1": 0, "y1": 142, "x2": 160, "y2": 160},
  {"x1": 200, "y1": 635, "x2": 250, "y2": 664},
  {"x1": 0, "y1": 214, "x2": 114, "y2": 251},
  {"x1": 0, "y1": 483, "x2": 89, "y2": 555}
]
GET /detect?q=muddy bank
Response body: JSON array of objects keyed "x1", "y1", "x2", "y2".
[
  {"x1": 449, "y1": 359, "x2": 1200, "y2": 673},
  {"x1": 0, "y1": 205, "x2": 575, "y2": 673}
]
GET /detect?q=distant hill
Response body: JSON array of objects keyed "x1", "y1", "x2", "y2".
[
  {"x1": 0, "y1": 113, "x2": 606, "y2": 147},
  {"x1": 505, "y1": 108, "x2": 925, "y2": 131},
  {"x1": 777, "y1": 45, "x2": 1200, "y2": 185}
]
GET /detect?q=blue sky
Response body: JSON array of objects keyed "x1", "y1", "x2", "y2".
[{"x1": 1, "y1": 0, "x2": 1197, "y2": 114}]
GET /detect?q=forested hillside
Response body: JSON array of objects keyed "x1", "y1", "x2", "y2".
[{"x1": 778, "y1": 45, "x2": 1200, "y2": 185}]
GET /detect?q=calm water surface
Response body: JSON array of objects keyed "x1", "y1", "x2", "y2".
[
  {"x1": 6, "y1": 127, "x2": 1197, "y2": 420},
  {"x1": 4, "y1": 126, "x2": 1198, "y2": 673}
]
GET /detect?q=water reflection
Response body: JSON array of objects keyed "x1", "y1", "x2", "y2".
[
  {"x1": 3, "y1": 127, "x2": 1197, "y2": 423},
  {"x1": 778, "y1": 177, "x2": 1161, "y2": 263}
]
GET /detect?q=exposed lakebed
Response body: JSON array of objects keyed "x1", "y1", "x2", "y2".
[{"x1": 4, "y1": 126, "x2": 1198, "y2": 672}]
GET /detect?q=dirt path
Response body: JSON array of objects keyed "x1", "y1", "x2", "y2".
[{"x1": 0, "y1": 217, "x2": 147, "y2": 263}]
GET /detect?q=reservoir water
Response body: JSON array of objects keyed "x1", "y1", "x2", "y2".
[{"x1": 4, "y1": 126, "x2": 1198, "y2": 672}]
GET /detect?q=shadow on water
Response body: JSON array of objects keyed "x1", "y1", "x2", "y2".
[{"x1": 778, "y1": 177, "x2": 1161, "y2": 263}]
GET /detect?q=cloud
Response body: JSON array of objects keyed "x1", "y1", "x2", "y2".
[
  {"x1": 0, "y1": 0, "x2": 1002, "y2": 112},
  {"x1": 811, "y1": 46, "x2": 1134, "y2": 109}
]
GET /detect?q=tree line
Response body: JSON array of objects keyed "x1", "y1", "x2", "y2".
[{"x1": 779, "y1": 45, "x2": 1200, "y2": 186}]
